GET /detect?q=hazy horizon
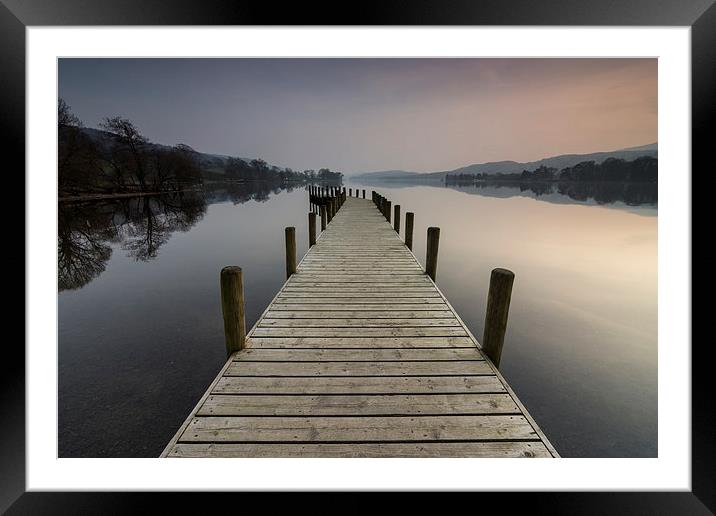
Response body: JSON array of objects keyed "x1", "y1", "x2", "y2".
[{"x1": 59, "y1": 58, "x2": 657, "y2": 174}]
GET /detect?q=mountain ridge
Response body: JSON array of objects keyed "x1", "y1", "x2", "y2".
[{"x1": 351, "y1": 143, "x2": 658, "y2": 181}]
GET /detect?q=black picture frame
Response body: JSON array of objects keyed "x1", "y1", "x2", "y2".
[{"x1": 3, "y1": 0, "x2": 711, "y2": 512}]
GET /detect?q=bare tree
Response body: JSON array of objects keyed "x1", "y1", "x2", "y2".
[{"x1": 100, "y1": 117, "x2": 149, "y2": 190}]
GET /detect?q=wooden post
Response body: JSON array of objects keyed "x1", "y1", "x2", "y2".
[
  {"x1": 385, "y1": 200, "x2": 392, "y2": 224},
  {"x1": 394, "y1": 204, "x2": 400, "y2": 233},
  {"x1": 349, "y1": 188, "x2": 352, "y2": 197},
  {"x1": 308, "y1": 212, "x2": 316, "y2": 247},
  {"x1": 220, "y1": 266, "x2": 246, "y2": 356},
  {"x1": 285, "y1": 227, "x2": 296, "y2": 279},
  {"x1": 327, "y1": 200, "x2": 333, "y2": 223},
  {"x1": 425, "y1": 227, "x2": 440, "y2": 281},
  {"x1": 363, "y1": 189, "x2": 366, "y2": 199},
  {"x1": 405, "y1": 212, "x2": 414, "y2": 250},
  {"x1": 482, "y1": 268, "x2": 515, "y2": 369},
  {"x1": 320, "y1": 205, "x2": 327, "y2": 231}
]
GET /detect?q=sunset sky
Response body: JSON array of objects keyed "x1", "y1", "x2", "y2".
[{"x1": 58, "y1": 58, "x2": 657, "y2": 174}]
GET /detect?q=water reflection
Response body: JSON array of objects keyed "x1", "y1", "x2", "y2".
[
  {"x1": 461, "y1": 181, "x2": 658, "y2": 207},
  {"x1": 204, "y1": 180, "x2": 301, "y2": 205},
  {"x1": 59, "y1": 180, "x2": 657, "y2": 457},
  {"x1": 354, "y1": 179, "x2": 657, "y2": 209},
  {"x1": 59, "y1": 191, "x2": 209, "y2": 290},
  {"x1": 58, "y1": 182, "x2": 322, "y2": 291}
]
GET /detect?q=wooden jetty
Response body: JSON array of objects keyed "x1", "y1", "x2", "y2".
[{"x1": 162, "y1": 188, "x2": 558, "y2": 458}]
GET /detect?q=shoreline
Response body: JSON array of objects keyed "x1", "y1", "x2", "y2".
[
  {"x1": 59, "y1": 180, "x2": 344, "y2": 203},
  {"x1": 59, "y1": 191, "x2": 178, "y2": 202}
]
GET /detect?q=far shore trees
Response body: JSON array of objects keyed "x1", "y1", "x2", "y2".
[{"x1": 445, "y1": 156, "x2": 657, "y2": 185}]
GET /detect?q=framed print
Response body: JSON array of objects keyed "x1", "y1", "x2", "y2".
[{"x1": 4, "y1": 0, "x2": 712, "y2": 511}]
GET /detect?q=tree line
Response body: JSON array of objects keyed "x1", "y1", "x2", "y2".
[
  {"x1": 59, "y1": 99, "x2": 343, "y2": 197},
  {"x1": 445, "y1": 156, "x2": 657, "y2": 184},
  {"x1": 59, "y1": 99, "x2": 204, "y2": 196},
  {"x1": 223, "y1": 157, "x2": 342, "y2": 183}
]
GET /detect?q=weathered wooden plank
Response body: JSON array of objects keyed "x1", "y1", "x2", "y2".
[
  {"x1": 282, "y1": 286, "x2": 435, "y2": 292},
  {"x1": 168, "y1": 441, "x2": 551, "y2": 458},
  {"x1": 213, "y1": 375, "x2": 504, "y2": 394},
  {"x1": 234, "y1": 348, "x2": 483, "y2": 361},
  {"x1": 269, "y1": 303, "x2": 450, "y2": 311},
  {"x1": 225, "y1": 360, "x2": 493, "y2": 376},
  {"x1": 257, "y1": 318, "x2": 462, "y2": 328},
  {"x1": 277, "y1": 295, "x2": 442, "y2": 302},
  {"x1": 264, "y1": 310, "x2": 452, "y2": 319},
  {"x1": 181, "y1": 415, "x2": 538, "y2": 442},
  {"x1": 289, "y1": 275, "x2": 428, "y2": 281},
  {"x1": 197, "y1": 393, "x2": 517, "y2": 416},
  {"x1": 251, "y1": 327, "x2": 469, "y2": 337},
  {"x1": 273, "y1": 297, "x2": 446, "y2": 304},
  {"x1": 245, "y1": 336, "x2": 476, "y2": 348}
]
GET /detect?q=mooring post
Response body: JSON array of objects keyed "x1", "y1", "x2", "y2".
[
  {"x1": 349, "y1": 188, "x2": 352, "y2": 197},
  {"x1": 285, "y1": 227, "x2": 296, "y2": 279},
  {"x1": 405, "y1": 212, "x2": 414, "y2": 250},
  {"x1": 308, "y1": 212, "x2": 316, "y2": 247},
  {"x1": 220, "y1": 266, "x2": 246, "y2": 356},
  {"x1": 320, "y1": 205, "x2": 327, "y2": 231},
  {"x1": 385, "y1": 200, "x2": 392, "y2": 224},
  {"x1": 394, "y1": 205, "x2": 400, "y2": 233},
  {"x1": 426, "y1": 227, "x2": 440, "y2": 281},
  {"x1": 363, "y1": 189, "x2": 366, "y2": 199},
  {"x1": 327, "y1": 200, "x2": 334, "y2": 222},
  {"x1": 482, "y1": 268, "x2": 515, "y2": 369}
]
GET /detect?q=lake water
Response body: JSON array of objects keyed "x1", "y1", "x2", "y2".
[{"x1": 58, "y1": 180, "x2": 657, "y2": 457}]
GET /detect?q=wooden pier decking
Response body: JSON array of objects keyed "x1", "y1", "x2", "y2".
[{"x1": 162, "y1": 195, "x2": 558, "y2": 458}]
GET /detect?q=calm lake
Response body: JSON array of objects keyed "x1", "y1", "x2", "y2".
[{"x1": 58, "y1": 180, "x2": 657, "y2": 457}]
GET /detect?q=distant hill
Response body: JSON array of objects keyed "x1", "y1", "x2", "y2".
[
  {"x1": 352, "y1": 143, "x2": 658, "y2": 182},
  {"x1": 80, "y1": 127, "x2": 288, "y2": 178}
]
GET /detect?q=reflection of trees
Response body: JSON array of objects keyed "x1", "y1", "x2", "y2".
[
  {"x1": 58, "y1": 191, "x2": 207, "y2": 290},
  {"x1": 58, "y1": 204, "x2": 117, "y2": 291},
  {"x1": 204, "y1": 181, "x2": 292, "y2": 205},
  {"x1": 119, "y1": 192, "x2": 207, "y2": 261},
  {"x1": 555, "y1": 182, "x2": 657, "y2": 206},
  {"x1": 453, "y1": 181, "x2": 657, "y2": 206}
]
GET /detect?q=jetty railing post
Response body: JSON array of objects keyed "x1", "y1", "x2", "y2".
[
  {"x1": 349, "y1": 188, "x2": 352, "y2": 197},
  {"x1": 308, "y1": 212, "x2": 316, "y2": 247},
  {"x1": 285, "y1": 227, "x2": 296, "y2": 279},
  {"x1": 327, "y1": 200, "x2": 333, "y2": 223},
  {"x1": 220, "y1": 266, "x2": 246, "y2": 356},
  {"x1": 482, "y1": 268, "x2": 515, "y2": 369},
  {"x1": 405, "y1": 212, "x2": 414, "y2": 250},
  {"x1": 394, "y1": 205, "x2": 400, "y2": 233},
  {"x1": 363, "y1": 189, "x2": 365, "y2": 199},
  {"x1": 320, "y1": 205, "x2": 327, "y2": 231},
  {"x1": 385, "y1": 200, "x2": 392, "y2": 224},
  {"x1": 425, "y1": 227, "x2": 440, "y2": 281}
]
